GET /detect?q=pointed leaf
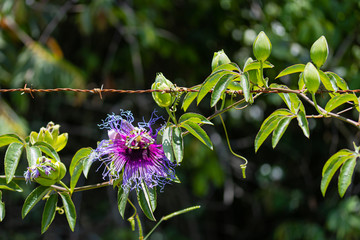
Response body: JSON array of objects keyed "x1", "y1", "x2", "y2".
[
  {"x1": 325, "y1": 94, "x2": 358, "y2": 112},
  {"x1": 319, "y1": 70, "x2": 338, "y2": 92},
  {"x1": 181, "y1": 122, "x2": 213, "y2": 150},
  {"x1": 60, "y1": 192, "x2": 76, "y2": 232},
  {"x1": 137, "y1": 182, "x2": 156, "y2": 221},
  {"x1": 326, "y1": 72, "x2": 348, "y2": 90},
  {"x1": 182, "y1": 85, "x2": 200, "y2": 111},
  {"x1": 162, "y1": 127, "x2": 174, "y2": 163},
  {"x1": 25, "y1": 145, "x2": 41, "y2": 167},
  {"x1": 212, "y1": 62, "x2": 240, "y2": 73},
  {"x1": 197, "y1": 71, "x2": 228, "y2": 104},
  {"x1": 5, "y1": 142, "x2": 24, "y2": 183},
  {"x1": 275, "y1": 64, "x2": 305, "y2": 79},
  {"x1": 243, "y1": 61, "x2": 274, "y2": 72},
  {"x1": 172, "y1": 127, "x2": 183, "y2": 164},
  {"x1": 34, "y1": 142, "x2": 60, "y2": 162},
  {"x1": 211, "y1": 74, "x2": 237, "y2": 107},
  {"x1": 179, "y1": 113, "x2": 213, "y2": 125},
  {"x1": 70, "y1": 161, "x2": 84, "y2": 193},
  {"x1": 272, "y1": 117, "x2": 293, "y2": 148},
  {"x1": 0, "y1": 191, "x2": 4, "y2": 221},
  {"x1": 338, "y1": 157, "x2": 357, "y2": 197},
  {"x1": 0, "y1": 179, "x2": 23, "y2": 192},
  {"x1": 82, "y1": 151, "x2": 94, "y2": 178},
  {"x1": 22, "y1": 186, "x2": 50, "y2": 218},
  {"x1": 296, "y1": 110, "x2": 309, "y2": 138},
  {"x1": 117, "y1": 187, "x2": 129, "y2": 219},
  {"x1": 41, "y1": 194, "x2": 58, "y2": 234},
  {"x1": 0, "y1": 134, "x2": 24, "y2": 148},
  {"x1": 240, "y1": 74, "x2": 251, "y2": 102},
  {"x1": 69, "y1": 147, "x2": 92, "y2": 175}
]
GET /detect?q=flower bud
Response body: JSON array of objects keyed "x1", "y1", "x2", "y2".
[
  {"x1": 151, "y1": 73, "x2": 175, "y2": 108},
  {"x1": 29, "y1": 122, "x2": 68, "y2": 152},
  {"x1": 24, "y1": 157, "x2": 67, "y2": 186},
  {"x1": 253, "y1": 31, "x2": 272, "y2": 62},
  {"x1": 310, "y1": 36, "x2": 328, "y2": 68},
  {"x1": 211, "y1": 50, "x2": 231, "y2": 71},
  {"x1": 303, "y1": 62, "x2": 320, "y2": 94}
]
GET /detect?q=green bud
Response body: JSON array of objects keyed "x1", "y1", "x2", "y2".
[
  {"x1": 29, "y1": 122, "x2": 68, "y2": 152},
  {"x1": 151, "y1": 73, "x2": 175, "y2": 108},
  {"x1": 303, "y1": 62, "x2": 320, "y2": 94},
  {"x1": 253, "y1": 31, "x2": 272, "y2": 62},
  {"x1": 211, "y1": 50, "x2": 231, "y2": 71},
  {"x1": 32, "y1": 157, "x2": 67, "y2": 186},
  {"x1": 310, "y1": 36, "x2": 329, "y2": 68}
]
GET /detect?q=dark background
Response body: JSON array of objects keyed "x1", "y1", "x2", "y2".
[{"x1": 1, "y1": 0, "x2": 360, "y2": 239}]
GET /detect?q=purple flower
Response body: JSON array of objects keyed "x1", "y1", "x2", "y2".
[
  {"x1": 91, "y1": 110, "x2": 176, "y2": 192},
  {"x1": 24, "y1": 158, "x2": 54, "y2": 183}
]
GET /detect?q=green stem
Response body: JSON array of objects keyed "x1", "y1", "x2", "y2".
[
  {"x1": 144, "y1": 205, "x2": 200, "y2": 240},
  {"x1": 58, "y1": 180, "x2": 71, "y2": 193},
  {"x1": 136, "y1": 214, "x2": 144, "y2": 240},
  {"x1": 311, "y1": 93, "x2": 325, "y2": 116},
  {"x1": 219, "y1": 114, "x2": 248, "y2": 178},
  {"x1": 166, "y1": 107, "x2": 177, "y2": 125},
  {"x1": 259, "y1": 60, "x2": 267, "y2": 88}
]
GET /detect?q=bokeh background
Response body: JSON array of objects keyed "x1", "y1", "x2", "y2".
[{"x1": 1, "y1": 0, "x2": 360, "y2": 239}]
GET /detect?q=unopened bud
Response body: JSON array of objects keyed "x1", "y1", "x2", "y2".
[
  {"x1": 211, "y1": 50, "x2": 231, "y2": 71},
  {"x1": 151, "y1": 73, "x2": 175, "y2": 108},
  {"x1": 253, "y1": 31, "x2": 272, "y2": 62},
  {"x1": 310, "y1": 36, "x2": 329, "y2": 68}
]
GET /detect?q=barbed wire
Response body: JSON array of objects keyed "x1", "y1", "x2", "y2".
[{"x1": 1, "y1": 84, "x2": 360, "y2": 99}]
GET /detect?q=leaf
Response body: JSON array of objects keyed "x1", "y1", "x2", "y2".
[
  {"x1": 296, "y1": 110, "x2": 310, "y2": 138},
  {"x1": 325, "y1": 94, "x2": 358, "y2": 112},
  {"x1": 0, "y1": 191, "x2": 4, "y2": 222},
  {"x1": 243, "y1": 61, "x2": 274, "y2": 72},
  {"x1": 82, "y1": 152, "x2": 94, "y2": 178},
  {"x1": 255, "y1": 109, "x2": 293, "y2": 152},
  {"x1": 22, "y1": 186, "x2": 50, "y2": 218},
  {"x1": 137, "y1": 181, "x2": 156, "y2": 221},
  {"x1": 69, "y1": 147, "x2": 92, "y2": 176},
  {"x1": 270, "y1": 83, "x2": 304, "y2": 113},
  {"x1": 162, "y1": 127, "x2": 174, "y2": 163},
  {"x1": 53, "y1": 133, "x2": 68, "y2": 152},
  {"x1": 211, "y1": 74, "x2": 237, "y2": 107},
  {"x1": 275, "y1": 64, "x2": 305, "y2": 79},
  {"x1": 321, "y1": 150, "x2": 355, "y2": 196},
  {"x1": 70, "y1": 161, "x2": 84, "y2": 193},
  {"x1": 197, "y1": 71, "x2": 228, "y2": 104},
  {"x1": 179, "y1": 113, "x2": 213, "y2": 125},
  {"x1": 212, "y1": 62, "x2": 240, "y2": 73},
  {"x1": 247, "y1": 69, "x2": 260, "y2": 86},
  {"x1": 60, "y1": 192, "x2": 77, "y2": 232},
  {"x1": 0, "y1": 178, "x2": 23, "y2": 192},
  {"x1": 338, "y1": 157, "x2": 357, "y2": 197},
  {"x1": 272, "y1": 117, "x2": 294, "y2": 148},
  {"x1": 181, "y1": 122, "x2": 213, "y2": 150},
  {"x1": 172, "y1": 127, "x2": 183, "y2": 164},
  {"x1": 34, "y1": 142, "x2": 60, "y2": 162},
  {"x1": 41, "y1": 194, "x2": 58, "y2": 234},
  {"x1": 326, "y1": 72, "x2": 348, "y2": 90},
  {"x1": 182, "y1": 85, "x2": 200, "y2": 111},
  {"x1": 0, "y1": 134, "x2": 24, "y2": 148},
  {"x1": 25, "y1": 145, "x2": 41, "y2": 167},
  {"x1": 117, "y1": 187, "x2": 129, "y2": 219},
  {"x1": 240, "y1": 74, "x2": 251, "y2": 102},
  {"x1": 319, "y1": 70, "x2": 338, "y2": 92},
  {"x1": 5, "y1": 142, "x2": 24, "y2": 183}
]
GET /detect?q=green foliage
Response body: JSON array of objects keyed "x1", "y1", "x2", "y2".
[
  {"x1": 60, "y1": 192, "x2": 77, "y2": 232},
  {"x1": 41, "y1": 194, "x2": 58, "y2": 234},
  {"x1": 137, "y1": 182, "x2": 157, "y2": 221},
  {"x1": 22, "y1": 186, "x2": 51, "y2": 219}
]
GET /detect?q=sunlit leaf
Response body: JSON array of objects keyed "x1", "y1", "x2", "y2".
[
  {"x1": 0, "y1": 191, "x2": 4, "y2": 222},
  {"x1": 179, "y1": 113, "x2": 213, "y2": 125},
  {"x1": 70, "y1": 161, "x2": 84, "y2": 193},
  {"x1": 326, "y1": 72, "x2": 348, "y2": 90},
  {"x1": 25, "y1": 145, "x2": 41, "y2": 167},
  {"x1": 34, "y1": 142, "x2": 60, "y2": 162},
  {"x1": 324, "y1": 94, "x2": 358, "y2": 112},
  {"x1": 338, "y1": 157, "x2": 357, "y2": 197},
  {"x1": 211, "y1": 74, "x2": 237, "y2": 107},
  {"x1": 137, "y1": 181, "x2": 156, "y2": 221},
  {"x1": 60, "y1": 192, "x2": 76, "y2": 232},
  {"x1": 182, "y1": 85, "x2": 200, "y2": 112},
  {"x1": 181, "y1": 122, "x2": 213, "y2": 150},
  {"x1": 172, "y1": 127, "x2": 183, "y2": 164},
  {"x1": 272, "y1": 117, "x2": 294, "y2": 148},
  {"x1": 319, "y1": 70, "x2": 338, "y2": 93},
  {"x1": 296, "y1": 110, "x2": 309, "y2": 138},
  {"x1": 41, "y1": 194, "x2": 58, "y2": 234},
  {"x1": 162, "y1": 127, "x2": 174, "y2": 163},
  {"x1": 275, "y1": 64, "x2": 305, "y2": 79},
  {"x1": 5, "y1": 142, "x2": 24, "y2": 183},
  {"x1": 243, "y1": 61, "x2": 274, "y2": 72},
  {"x1": 197, "y1": 71, "x2": 228, "y2": 104},
  {"x1": 0, "y1": 179, "x2": 23, "y2": 192},
  {"x1": 117, "y1": 187, "x2": 129, "y2": 219},
  {"x1": 0, "y1": 134, "x2": 24, "y2": 148},
  {"x1": 240, "y1": 74, "x2": 251, "y2": 102},
  {"x1": 69, "y1": 147, "x2": 92, "y2": 176},
  {"x1": 22, "y1": 186, "x2": 50, "y2": 218}
]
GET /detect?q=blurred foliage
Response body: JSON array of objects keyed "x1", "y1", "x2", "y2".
[{"x1": 0, "y1": 0, "x2": 360, "y2": 239}]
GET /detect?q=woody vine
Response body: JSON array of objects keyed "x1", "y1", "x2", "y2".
[{"x1": 0, "y1": 31, "x2": 359, "y2": 238}]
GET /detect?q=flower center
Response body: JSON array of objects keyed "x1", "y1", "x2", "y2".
[{"x1": 125, "y1": 127, "x2": 154, "y2": 149}]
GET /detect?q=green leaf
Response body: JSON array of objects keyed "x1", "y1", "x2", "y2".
[
  {"x1": 179, "y1": 113, "x2": 213, "y2": 125},
  {"x1": 162, "y1": 127, "x2": 174, "y2": 163},
  {"x1": 137, "y1": 181, "x2": 156, "y2": 221},
  {"x1": 247, "y1": 69, "x2": 261, "y2": 86},
  {"x1": 69, "y1": 147, "x2": 92, "y2": 176},
  {"x1": 53, "y1": 133, "x2": 68, "y2": 152},
  {"x1": 0, "y1": 134, "x2": 24, "y2": 148},
  {"x1": 298, "y1": 72, "x2": 305, "y2": 90},
  {"x1": 272, "y1": 117, "x2": 294, "y2": 148},
  {"x1": 270, "y1": 83, "x2": 304, "y2": 113},
  {"x1": 243, "y1": 61, "x2": 274, "y2": 72},
  {"x1": 181, "y1": 122, "x2": 213, "y2": 150},
  {"x1": 117, "y1": 187, "x2": 129, "y2": 219},
  {"x1": 240, "y1": 74, "x2": 251, "y2": 102},
  {"x1": 172, "y1": 127, "x2": 183, "y2": 164},
  {"x1": 211, "y1": 74, "x2": 237, "y2": 107},
  {"x1": 34, "y1": 142, "x2": 60, "y2": 162},
  {"x1": 182, "y1": 85, "x2": 200, "y2": 112},
  {"x1": 319, "y1": 70, "x2": 338, "y2": 92},
  {"x1": 212, "y1": 62, "x2": 240, "y2": 73},
  {"x1": 70, "y1": 161, "x2": 84, "y2": 193},
  {"x1": 25, "y1": 145, "x2": 41, "y2": 167},
  {"x1": 321, "y1": 150, "x2": 355, "y2": 196},
  {"x1": 0, "y1": 191, "x2": 4, "y2": 221},
  {"x1": 0, "y1": 178, "x2": 23, "y2": 192},
  {"x1": 325, "y1": 94, "x2": 358, "y2": 112},
  {"x1": 60, "y1": 192, "x2": 76, "y2": 232},
  {"x1": 326, "y1": 72, "x2": 348, "y2": 90},
  {"x1": 41, "y1": 194, "x2": 58, "y2": 234},
  {"x1": 296, "y1": 110, "x2": 310, "y2": 138},
  {"x1": 255, "y1": 109, "x2": 293, "y2": 152},
  {"x1": 197, "y1": 71, "x2": 228, "y2": 104},
  {"x1": 5, "y1": 142, "x2": 24, "y2": 183},
  {"x1": 338, "y1": 157, "x2": 357, "y2": 197},
  {"x1": 275, "y1": 64, "x2": 305, "y2": 79},
  {"x1": 22, "y1": 186, "x2": 50, "y2": 218},
  {"x1": 82, "y1": 150, "x2": 94, "y2": 179}
]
